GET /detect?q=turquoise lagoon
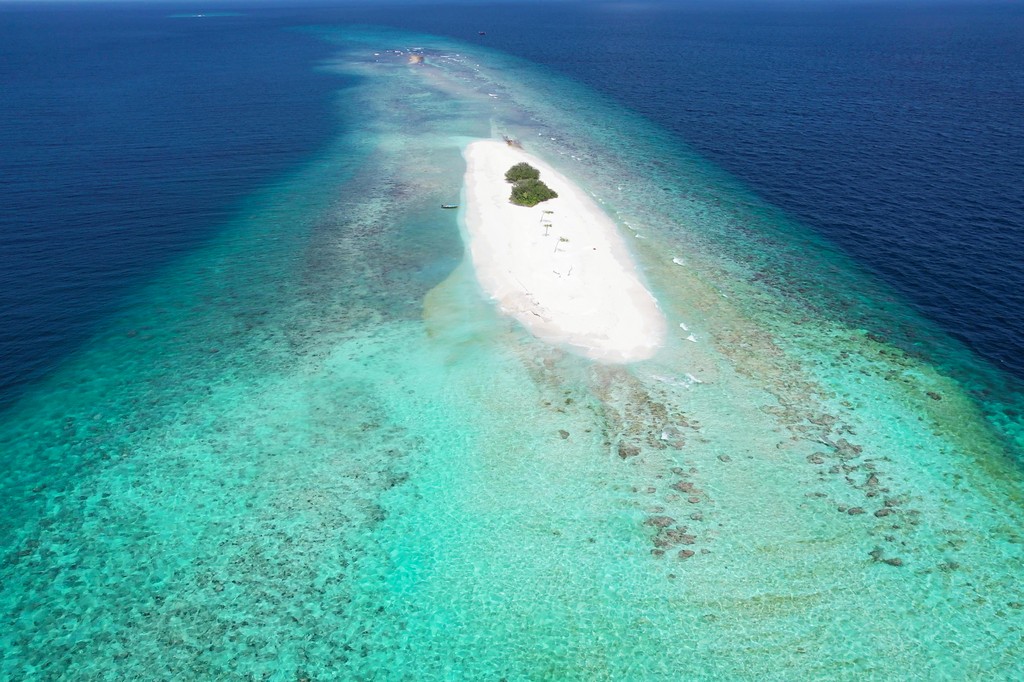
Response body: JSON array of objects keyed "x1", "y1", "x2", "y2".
[{"x1": 1, "y1": 27, "x2": 1023, "y2": 680}]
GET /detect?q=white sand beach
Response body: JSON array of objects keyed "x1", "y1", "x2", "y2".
[{"x1": 461, "y1": 140, "x2": 666, "y2": 362}]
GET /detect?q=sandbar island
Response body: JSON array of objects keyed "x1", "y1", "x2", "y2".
[{"x1": 461, "y1": 139, "x2": 667, "y2": 362}]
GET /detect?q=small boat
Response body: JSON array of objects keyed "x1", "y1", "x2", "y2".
[
  {"x1": 441, "y1": 204, "x2": 459, "y2": 209},
  {"x1": 478, "y1": 31, "x2": 486, "y2": 36}
]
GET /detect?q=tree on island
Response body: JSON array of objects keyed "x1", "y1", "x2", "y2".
[
  {"x1": 510, "y1": 179, "x2": 558, "y2": 207},
  {"x1": 504, "y1": 162, "x2": 540, "y2": 183},
  {"x1": 505, "y1": 163, "x2": 558, "y2": 207}
]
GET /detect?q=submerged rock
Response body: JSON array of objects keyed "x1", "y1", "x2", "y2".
[
  {"x1": 660, "y1": 425, "x2": 687, "y2": 448},
  {"x1": 808, "y1": 413, "x2": 838, "y2": 427},
  {"x1": 618, "y1": 443, "x2": 641, "y2": 459},
  {"x1": 835, "y1": 439, "x2": 863, "y2": 460},
  {"x1": 652, "y1": 527, "x2": 693, "y2": 548},
  {"x1": 645, "y1": 515, "x2": 676, "y2": 528}
]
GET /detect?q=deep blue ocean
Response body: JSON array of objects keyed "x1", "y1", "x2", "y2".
[
  {"x1": 2, "y1": 0, "x2": 1022, "y2": 411},
  {"x1": 0, "y1": 3, "x2": 343, "y2": 408}
]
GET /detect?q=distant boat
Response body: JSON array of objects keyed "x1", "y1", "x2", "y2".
[
  {"x1": 441, "y1": 204, "x2": 459, "y2": 209},
  {"x1": 478, "y1": 31, "x2": 486, "y2": 36}
]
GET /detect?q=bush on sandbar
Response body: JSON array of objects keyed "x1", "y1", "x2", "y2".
[
  {"x1": 505, "y1": 162, "x2": 541, "y2": 183},
  {"x1": 510, "y1": 178, "x2": 558, "y2": 207}
]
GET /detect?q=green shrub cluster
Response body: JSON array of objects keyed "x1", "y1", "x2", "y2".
[
  {"x1": 504, "y1": 162, "x2": 540, "y2": 183},
  {"x1": 505, "y1": 163, "x2": 558, "y2": 207},
  {"x1": 510, "y1": 179, "x2": 558, "y2": 207}
]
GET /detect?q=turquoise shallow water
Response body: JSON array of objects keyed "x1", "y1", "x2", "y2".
[{"x1": 2, "y1": 26, "x2": 1023, "y2": 679}]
